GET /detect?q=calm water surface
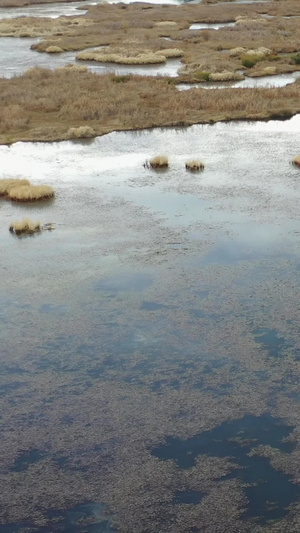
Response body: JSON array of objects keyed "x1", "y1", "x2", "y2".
[{"x1": 1, "y1": 117, "x2": 300, "y2": 531}]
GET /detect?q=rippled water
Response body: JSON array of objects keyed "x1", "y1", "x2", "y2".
[
  {"x1": 2, "y1": 117, "x2": 300, "y2": 529},
  {"x1": 0, "y1": 36, "x2": 182, "y2": 77},
  {"x1": 1, "y1": 0, "x2": 300, "y2": 524}
]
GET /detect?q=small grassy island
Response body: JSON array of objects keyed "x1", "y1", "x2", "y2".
[{"x1": 1, "y1": 0, "x2": 300, "y2": 143}]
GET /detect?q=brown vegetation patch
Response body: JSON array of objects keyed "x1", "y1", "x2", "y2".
[
  {"x1": 209, "y1": 71, "x2": 243, "y2": 82},
  {"x1": 1, "y1": 2, "x2": 300, "y2": 142},
  {"x1": 149, "y1": 155, "x2": 169, "y2": 169},
  {"x1": 293, "y1": 155, "x2": 300, "y2": 167},
  {"x1": 9, "y1": 218, "x2": 41, "y2": 235},
  {"x1": 77, "y1": 48, "x2": 167, "y2": 65},
  {"x1": 186, "y1": 159, "x2": 205, "y2": 171},
  {"x1": 8, "y1": 184, "x2": 55, "y2": 201},
  {"x1": 1, "y1": 68, "x2": 300, "y2": 144},
  {"x1": 45, "y1": 45, "x2": 64, "y2": 53},
  {"x1": 2, "y1": 1, "x2": 300, "y2": 81},
  {"x1": 67, "y1": 126, "x2": 95, "y2": 138},
  {"x1": 0, "y1": 178, "x2": 31, "y2": 196}
]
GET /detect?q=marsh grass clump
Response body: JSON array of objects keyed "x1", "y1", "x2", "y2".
[
  {"x1": 8, "y1": 184, "x2": 54, "y2": 202},
  {"x1": 291, "y1": 53, "x2": 300, "y2": 65},
  {"x1": 155, "y1": 48, "x2": 184, "y2": 58},
  {"x1": 77, "y1": 49, "x2": 167, "y2": 65},
  {"x1": 185, "y1": 159, "x2": 205, "y2": 171},
  {"x1": 9, "y1": 218, "x2": 41, "y2": 235},
  {"x1": 293, "y1": 155, "x2": 300, "y2": 167},
  {"x1": 45, "y1": 45, "x2": 63, "y2": 53},
  {"x1": 262, "y1": 66, "x2": 277, "y2": 75},
  {"x1": 228, "y1": 47, "x2": 246, "y2": 57},
  {"x1": 195, "y1": 70, "x2": 210, "y2": 82},
  {"x1": 67, "y1": 126, "x2": 95, "y2": 139},
  {"x1": 57, "y1": 64, "x2": 88, "y2": 73},
  {"x1": 209, "y1": 71, "x2": 243, "y2": 82},
  {"x1": 149, "y1": 155, "x2": 169, "y2": 168},
  {"x1": 0, "y1": 178, "x2": 30, "y2": 196},
  {"x1": 242, "y1": 54, "x2": 262, "y2": 68}
]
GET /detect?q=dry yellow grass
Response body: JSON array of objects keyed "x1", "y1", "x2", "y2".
[
  {"x1": 2, "y1": 0, "x2": 300, "y2": 82},
  {"x1": 8, "y1": 184, "x2": 54, "y2": 201},
  {"x1": 45, "y1": 45, "x2": 63, "y2": 53},
  {"x1": 0, "y1": 178, "x2": 30, "y2": 195},
  {"x1": 57, "y1": 64, "x2": 88, "y2": 73},
  {"x1": 262, "y1": 66, "x2": 277, "y2": 75},
  {"x1": 154, "y1": 21, "x2": 178, "y2": 28},
  {"x1": 209, "y1": 71, "x2": 243, "y2": 82},
  {"x1": 228, "y1": 47, "x2": 247, "y2": 58},
  {"x1": 149, "y1": 155, "x2": 169, "y2": 169},
  {"x1": 1, "y1": 0, "x2": 300, "y2": 144},
  {"x1": 2, "y1": 68, "x2": 300, "y2": 144},
  {"x1": 154, "y1": 48, "x2": 184, "y2": 58},
  {"x1": 9, "y1": 218, "x2": 41, "y2": 235},
  {"x1": 293, "y1": 155, "x2": 300, "y2": 167},
  {"x1": 77, "y1": 49, "x2": 166, "y2": 65},
  {"x1": 185, "y1": 160, "x2": 205, "y2": 171},
  {"x1": 67, "y1": 126, "x2": 95, "y2": 138}
]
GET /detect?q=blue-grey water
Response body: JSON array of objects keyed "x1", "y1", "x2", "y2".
[{"x1": 1, "y1": 117, "x2": 300, "y2": 531}]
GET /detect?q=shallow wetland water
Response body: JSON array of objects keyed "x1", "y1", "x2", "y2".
[{"x1": 1, "y1": 116, "x2": 300, "y2": 531}]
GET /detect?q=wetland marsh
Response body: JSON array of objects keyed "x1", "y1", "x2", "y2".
[
  {"x1": 1, "y1": 0, "x2": 300, "y2": 531},
  {"x1": 1, "y1": 119, "x2": 300, "y2": 531}
]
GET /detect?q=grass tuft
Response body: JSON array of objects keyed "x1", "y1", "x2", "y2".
[
  {"x1": 8, "y1": 184, "x2": 54, "y2": 202},
  {"x1": 209, "y1": 71, "x2": 243, "y2": 82},
  {"x1": 149, "y1": 155, "x2": 169, "y2": 168},
  {"x1": 0, "y1": 178, "x2": 30, "y2": 196},
  {"x1": 9, "y1": 218, "x2": 41, "y2": 235},
  {"x1": 185, "y1": 159, "x2": 205, "y2": 171},
  {"x1": 67, "y1": 126, "x2": 95, "y2": 138},
  {"x1": 45, "y1": 45, "x2": 63, "y2": 53},
  {"x1": 293, "y1": 155, "x2": 300, "y2": 167}
]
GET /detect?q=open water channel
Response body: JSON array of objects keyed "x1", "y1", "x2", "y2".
[{"x1": 1, "y1": 0, "x2": 300, "y2": 532}]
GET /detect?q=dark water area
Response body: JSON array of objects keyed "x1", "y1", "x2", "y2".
[
  {"x1": 253, "y1": 328, "x2": 287, "y2": 358},
  {"x1": 1, "y1": 502, "x2": 116, "y2": 533},
  {"x1": 10, "y1": 449, "x2": 47, "y2": 472},
  {"x1": 152, "y1": 414, "x2": 299, "y2": 523}
]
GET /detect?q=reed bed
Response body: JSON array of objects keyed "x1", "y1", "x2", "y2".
[
  {"x1": 1, "y1": 68, "x2": 300, "y2": 144},
  {"x1": 77, "y1": 50, "x2": 167, "y2": 65}
]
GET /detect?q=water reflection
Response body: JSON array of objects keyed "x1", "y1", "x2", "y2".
[
  {"x1": 0, "y1": 37, "x2": 181, "y2": 77},
  {"x1": 189, "y1": 22, "x2": 235, "y2": 30},
  {"x1": 152, "y1": 414, "x2": 299, "y2": 523},
  {"x1": 1, "y1": 117, "x2": 300, "y2": 530},
  {"x1": 178, "y1": 71, "x2": 300, "y2": 90}
]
